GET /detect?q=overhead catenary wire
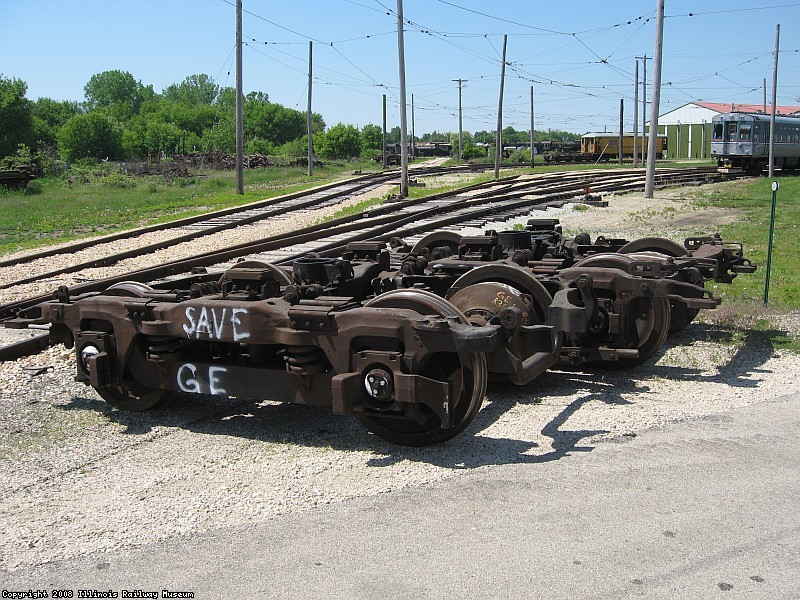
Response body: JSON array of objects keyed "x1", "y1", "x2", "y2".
[{"x1": 213, "y1": 0, "x2": 798, "y2": 136}]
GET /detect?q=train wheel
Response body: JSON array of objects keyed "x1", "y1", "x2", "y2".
[
  {"x1": 219, "y1": 260, "x2": 293, "y2": 285},
  {"x1": 449, "y1": 264, "x2": 553, "y2": 323},
  {"x1": 357, "y1": 289, "x2": 488, "y2": 446},
  {"x1": 595, "y1": 296, "x2": 671, "y2": 370},
  {"x1": 667, "y1": 300, "x2": 700, "y2": 333},
  {"x1": 569, "y1": 255, "x2": 672, "y2": 368},
  {"x1": 96, "y1": 382, "x2": 176, "y2": 412},
  {"x1": 618, "y1": 239, "x2": 704, "y2": 333},
  {"x1": 92, "y1": 281, "x2": 177, "y2": 410},
  {"x1": 574, "y1": 247, "x2": 699, "y2": 334},
  {"x1": 105, "y1": 281, "x2": 157, "y2": 297},
  {"x1": 411, "y1": 231, "x2": 462, "y2": 259},
  {"x1": 617, "y1": 237, "x2": 685, "y2": 257}
]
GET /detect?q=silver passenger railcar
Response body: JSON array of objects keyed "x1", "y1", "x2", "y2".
[{"x1": 711, "y1": 112, "x2": 800, "y2": 173}]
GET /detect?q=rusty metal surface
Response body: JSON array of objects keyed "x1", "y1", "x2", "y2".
[{"x1": 11, "y1": 220, "x2": 756, "y2": 446}]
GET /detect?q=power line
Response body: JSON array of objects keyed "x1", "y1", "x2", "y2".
[{"x1": 666, "y1": 3, "x2": 800, "y2": 17}]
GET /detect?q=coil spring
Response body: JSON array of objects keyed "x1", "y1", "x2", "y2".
[
  {"x1": 283, "y1": 345, "x2": 330, "y2": 375},
  {"x1": 190, "y1": 281, "x2": 221, "y2": 298},
  {"x1": 147, "y1": 336, "x2": 188, "y2": 361}
]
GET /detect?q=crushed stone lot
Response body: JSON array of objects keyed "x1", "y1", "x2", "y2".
[{"x1": 1, "y1": 175, "x2": 799, "y2": 573}]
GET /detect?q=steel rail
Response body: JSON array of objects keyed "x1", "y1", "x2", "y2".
[
  {"x1": 0, "y1": 176, "x2": 395, "y2": 290},
  {"x1": 0, "y1": 170, "x2": 404, "y2": 269},
  {"x1": 0, "y1": 167, "x2": 723, "y2": 327},
  {"x1": 0, "y1": 165, "x2": 495, "y2": 290},
  {"x1": 0, "y1": 163, "x2": 476, "y2": 271}
]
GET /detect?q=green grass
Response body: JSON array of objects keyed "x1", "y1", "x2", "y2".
[
  {"x1": 684, "y1": 175, "x2": 800, "y2": 310},
  {"x1": 321, "y1": 195, "x2": 389, "y2": 222},
  {"x1": 0, "y1": 160, "x2": 380, "y2": 255},
  {"x1": 2, "y1": 160, "x2": 796, "y2": 313}
]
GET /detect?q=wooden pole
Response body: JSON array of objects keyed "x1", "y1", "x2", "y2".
[
  {"x1": 494, "y1": 35, "x2": 508, "y2": 181},
  {"x1": 411, "y1": 93, "x2": 416, "y2": 160},
  {"x1": 633, "y1": 60, "x2": 638, "y2": 167},
  {"x1": 530, "y1": 85, "x2": 535, "y2": 169},
  {"x1": 382, "y1": 94, "x2": 387, "y2": 169},
  {"x1": 455, "y1": 79, "x2": 464, "y2": 162},
  {"x1": 644, "y1": 0, "x2": 664, "y2": 198},
  {"x1": 306, "y1": 41, "x2": 313, "y2": 177},
  {"x1": 636, "y1": 55, "x2": 650, "y2": 164},
  {"x1": 768, "y1": 24, "x2": 780, "y2": 178},
  {"x1": 235, "y1": 0, "x2": 244, "y2": 195},
  {"x1": 618, "y1": 99, "x2": 624, "y2": 166},
  {"x1": 396, "y1": 0, "x2": 409, "y2": 196}
]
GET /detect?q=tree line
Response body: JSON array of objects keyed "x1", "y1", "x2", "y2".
[{"x1": 0, "y1": 70, "x2": 578, "y2": 174}]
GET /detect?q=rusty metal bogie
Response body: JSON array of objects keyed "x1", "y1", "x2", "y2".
[{"x1": 21, "y1": 222, "x2": 755, "y2": 445}]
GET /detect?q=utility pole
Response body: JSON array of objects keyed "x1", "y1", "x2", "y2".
[
  {"x1": 306, "y1": 41, "x2": 313, "y2": 177},
  {"x1": 396, "y1": 0, "x2": 409, "y2": 196},
  {"x1": 235, "y1": 0, "x2": 244, "y2": 195},
  {"x1": 642, "y1": 55, "x2": 647, "y2": 162},
  {"x1": 644, "y1": 0, "x2": 664, "y2": 198},
  {"x1": 763, "y1": 78, "x2": 767, "y2": 113},
  {"x1": 637, "y1": 54, "x2": 650, "y2": 164},
  {"x1": 619, "y1": 99, "x2": 624, "y2": 166},
  {"x1": 769, "y1": 24, "x2": 780, "y2": 178},
  {"x1": 633, "y1": 59, "x2": 639, "y2": 167},
  {"x1": 701, "y1": 119, "x2": 707, "y2": 159},
  {"x1": 411, "y1": 93, "x2": 416, "y2": 161},
  {"x1": 454, "y1": 79, "x2": 465, "y2": 162},
  {"x1": 382, "y1": 94, "x2": 387, "y2": 169},
  {"x1": 494, "y1": 35, "x2": 508, "y2": 181},
  {"x1": 530, "y1": 85, "x2": 535, "y2": 169}
]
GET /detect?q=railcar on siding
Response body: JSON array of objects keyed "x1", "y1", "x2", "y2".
[
  {"x1": 581, "y1": 133, "x2": 668, "y2": 160},
  {"x1": 711, "y1": 112, "x2": 800, "y2": 173},
  {"x1": 544, "y1": 134, "x2": 667, "y2": 163}
]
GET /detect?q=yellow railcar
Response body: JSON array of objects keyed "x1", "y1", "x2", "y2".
[{"x1": 581, "y1": 133, "x2": 668, "y2": 159}]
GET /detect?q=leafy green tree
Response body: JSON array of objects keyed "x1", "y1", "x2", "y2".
[
  {"x1": 311, "y1": 113, "x2": 325, "y2": 135},
  {"x1": 163, "y1": 74, "x2": 219, "y2": 105},
  {"x1": 245, "y1": 138, "x2": 275, "y2": 155},
  {"x1": 31, "y1": 97, "x2": 81, "y2": 148},
  {"x1": 215, "y1": 87, "x2": 237, "y2": 110},
  {"x1": 144, "y1": 100, "x2": 216, "y2": 138},
  {"x1": 84, "y1": 70, "x2": 138, "y2": 109},
  {"x1": 203, "y1": 118, "x2": 235, "y2": 154},
  {"x1": 58, "y1": 113, "x2": 123, "y2": 161},
  {"x1": 0, "y1": 75, "x2": 33, "y2": 158},
  {"x1": 547, "y1": 129, "x2": 580, "y2": 141},
  {"x1": 246, "y1": 100, "x2": 305, "y2": 146},
  {"x1": 421, "y1": 130, "x2": 450, "y2": 143},
  {"x1": 122, "y1": 127, "x2": 147, "y2": 159},
  {"x1": 144, "y1": 121, "x2": 182, "y2": 154},
  {"x1": 83, "y1": 70, "x2": 153, "y2": 120},
  {"x1": 246, "y1": 91, "x2": 269, "y2": 103},
  {"x1": 450, "y1": 131, "x2": 487, "y2": 159},
  {"x1": 0, "y1": 143, "x2": 33, "y2": 170},
  {"x1": 473, "y1": 130, "x2": 493, "y2": 145},
  {"x1": 318, "y1": 123, "x2": 362, "y2": 159},
  {"x1": 361, "y1": 124, "x2": 383, "y2": 150}
]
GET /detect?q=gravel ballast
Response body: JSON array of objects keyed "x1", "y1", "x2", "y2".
[{"x1": 1, "y1": 174, "x2": 798, "y2": 573}]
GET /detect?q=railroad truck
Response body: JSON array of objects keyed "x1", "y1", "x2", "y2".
[{"x1": 16, "y1": 224, "x2": 754, "y2": 446}]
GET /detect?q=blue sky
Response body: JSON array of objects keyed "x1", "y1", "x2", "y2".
[{"x1": 1, "y1": 1, "x2": 799, "y2": 135}]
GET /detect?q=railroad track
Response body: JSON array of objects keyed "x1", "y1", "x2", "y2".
[
  {"x1": 0, "y1": 165, "x2": 726, "y2": 360},
  {"x1": 0, "y1": 164, "x2": 483, "y2": 291}
]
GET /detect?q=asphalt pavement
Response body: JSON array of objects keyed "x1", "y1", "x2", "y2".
[{"x1": 2, "y1": 393, "x2": 799, "y2": 599}]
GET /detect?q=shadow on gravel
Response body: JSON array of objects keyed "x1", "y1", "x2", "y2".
[
  {"x1": 53, "y1": 321, "x2": 789, "y2": 470},
  {"x1": 653, "y1": 322, "x2": 789, "y2": 388}
]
